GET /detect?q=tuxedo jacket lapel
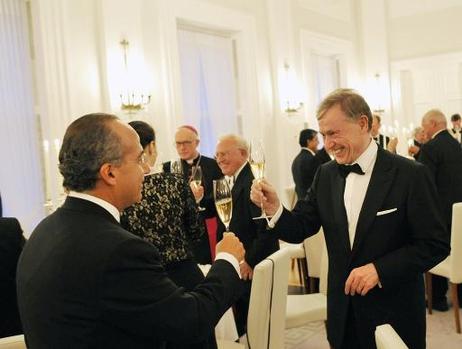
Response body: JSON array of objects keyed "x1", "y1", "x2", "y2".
[
  {"x1": 330, "y1": 170, "x2": 352, "y2": 255},
  {"x1": 352, "y1": 149, "x2": 395, "y2": 255},
  {"x1": 231, "y1": 163, "x2": 251, "y2": 203}
]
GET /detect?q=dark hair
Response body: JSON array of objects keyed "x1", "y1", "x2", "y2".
[
  {"x1": 128, "y1": 121, "x2": 155, "y2": 149},
  {"x1": 451, "y1": 113, "x2": 461, "y2": 122},
  {"x1": 317, "y1": 88, "x2": 372, "y2": 131},
  {"x1": 298, "y1": 129, "x2": 318, "y2": 147},
  {"x1": 59, "y1": 113, "x2": 123, "y2": 192}
]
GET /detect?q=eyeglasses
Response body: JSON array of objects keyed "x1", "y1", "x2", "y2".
[{"x1": 175, "y1": 140, "x2": 195, "y2": 147}]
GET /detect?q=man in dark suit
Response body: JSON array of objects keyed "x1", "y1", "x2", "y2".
[
  {"x1": 215, "y1": 134, "x2": 279, "y2": 336},
  {"x1": 408, "y1": 126, "x2": 427, "y2": 160},
  {"x1": 371, "y1": 114, "x2": 398, "y2": 153},
  {"x1": 163, "y1": 125, "x2": 223, "y2": 263},
  {"x1": 449, "y1": 113, "x2": 461, "y2": 143},
  {"x1": 419, "y1": 108, "x2": 462, "y2": 310},
  {"x1": 291, "y1": 128, "x2": 321, "y2": 200},
  {"x1": 0, "y1": 217, "x2": 25, "y2": 337},
  {"x1": 251, "y1": 89, "x2": 449, "y2": 349},
  {"x1": 16, "y1": 113, "x2": 245, "y2": 349}
]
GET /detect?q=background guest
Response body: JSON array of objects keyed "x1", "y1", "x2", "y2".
[
  {"x1": 419, "y1": 109, "x2": 462, "y2": 311},
  {"x1": 215, "y1": 134, "x2": 279, "y2": 336},
  {"x1": 371, "y1": 114, "x2": 398, "y2": 153},
  {"x1": 449, "y1": 113, "x2": 462, "y2": 143},
  {"x1": 0, "y1": 217, "x2": 25, "y2": 338},
  {"x1": 163, "y1": 125, "x2": 223, "y2": 263},
  {"x1": 408, "y1": 126, "x2": 428, "y2": 160},
  {"x1": 291, "y1": 128, "x2": 321, "y2": 200}
]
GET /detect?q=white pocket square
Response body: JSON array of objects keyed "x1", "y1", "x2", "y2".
[{"x1": 376, "y1": 208, "x2": 397, "y2": 216}]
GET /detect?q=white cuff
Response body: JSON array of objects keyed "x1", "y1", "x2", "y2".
[
  {"x1": 267, "y1": 203, "x2": 284, "y2": 228},
  {"x1": 215, "y1": 252, "x2": 241, "y2": 279}
]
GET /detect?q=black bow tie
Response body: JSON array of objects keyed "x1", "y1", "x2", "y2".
[{"x1": 338, "y1": 163, "x2": 365, "y2": 178}]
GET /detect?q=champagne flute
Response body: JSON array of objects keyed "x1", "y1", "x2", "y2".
[
  {"x1": 191, "y1": 166, "x2": 205, "y2": 211},
  {"x1": 170, "y1": 159, "x2": 183, "y2": 175},
  {"x1": 213, "y1": 179, "x2": 233, "y2": 232},
  {"x1": 249, "y1": 140, "x2": 270, "y2": 222}
]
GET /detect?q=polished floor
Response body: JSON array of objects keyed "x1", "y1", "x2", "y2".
[{"x1": 286, "y1": 264, "x2": 462, "y2": 349}]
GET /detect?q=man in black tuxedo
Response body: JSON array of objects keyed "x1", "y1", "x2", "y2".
[
  {"x1": 371, "y1": 114, "x2": 398, "y2": 153},
  {"x1": 291, "y1": 128, "x2": 321, "y2": 200},
  {"x1": 419, "y1": 109, "x2": 462, "y2": 310},
  {"x1": 163, "y1": 125, "x2": 223, "y2": 263},
  {"x1": 251, "y1": 89, "x2": 449, "y2": 349},
  {"x1": 449, "y1": 113, "x2": 462, "y2": 143},
  {"x1": 16, "y1": 113, "x2": 245, "y2": 349},
  {"x1": 0, "y1": 217, "x2": 25, "y2": 337},
  {"x1": 215, "y1": 134, "x2": 279, "y2": 336}
]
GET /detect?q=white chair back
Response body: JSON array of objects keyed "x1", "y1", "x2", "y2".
[
  {"x1": 0, "y1": 335, "x2": 26, "y2": 349},
  {"x1": 283, "y1": 186, "x2": 297, "y2": 210},
  {"x1": 246, "y1": 248, "x2": 290, "y2": 349},
  {"x1": 375, "y1": 324, "x2": 409, "y2": 349},
  {"x1": 450, "y1": 202, "x2": 462, "y2": 283},
  {"x1": 303, "y1": 228, "x2": 325, "y2": 278}
]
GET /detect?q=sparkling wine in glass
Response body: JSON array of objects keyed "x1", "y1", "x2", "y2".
[
  {"x1": 213, "y1": 179, "x2": 233, "y2": 232},
  {"x1": 192, "y1": 166, "x2": 205, "y2": 211},
  {"x1": 249, "y1": 140, "x2": 270, "y2": 222},
  {"x1": 170, "y1": 159, "x2": 183, "y2": 175}
]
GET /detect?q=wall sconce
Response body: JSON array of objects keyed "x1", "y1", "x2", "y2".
[
  {"x1": 119, "y1": 39, "x2": 151, "y2": 114},
  {"x1": 281, "y1": 62, "x2": 303, "y2": 116}
]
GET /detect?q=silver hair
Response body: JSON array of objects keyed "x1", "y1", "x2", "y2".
[{"x1": 217, "y1": 134, "x2": 249, "y2": 152}]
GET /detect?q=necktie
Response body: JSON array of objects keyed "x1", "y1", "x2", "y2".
[{"x1": 338, "y1": 163, "x2": 365, "y2": 178}]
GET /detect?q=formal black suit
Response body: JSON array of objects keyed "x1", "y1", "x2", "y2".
[
  {"x1": 17, "y1": 197, "x2": 242, "y2": 349},
  {"x1": 418, "y1": 130, "x2": 462, "y2": 228},
  {"x1": 0, "y1": 217, "x2": 25, "y2": 338},
  {"x1": 291, "y1": 148, "x2": 321, "y2": 200},
  {"x1": 373, "y1": 134, "x2": 390, "y2": 150},
  {"x1": 271, "y1": 148, "x2": 449, "y2": 349},
  {"x1": 216, "y1": 163, "x2": 279, "y2": 335},
  {"x1": 164, "y1": 155, "x2": 223, "y2": 264}
]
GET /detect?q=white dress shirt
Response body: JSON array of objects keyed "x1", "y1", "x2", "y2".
[{"x1": 343, "y1": 140, "x2": 378, "y2": 248}]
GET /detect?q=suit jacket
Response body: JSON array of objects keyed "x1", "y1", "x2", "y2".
[
  {"x1": 291, "y1": 149, "x2": 321, "y2": 200},
  {"x1": 216, "y1": 163, "x2": 279, "y2": 268},
  {"x1": 418, "y1": 130, "x2": 462, "y2": 227},
  {"x1": 272, "y1": 148, "x2": 449, "y2": 349},
  {"x1": 0, "y1": 217, "x2": 25, "y2": 337},
  {"x1": 17, "y1": 197, "x2": 242, "y2": 349}
]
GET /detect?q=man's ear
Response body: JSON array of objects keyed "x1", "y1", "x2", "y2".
[
  {"x1": 359, "y1": 115, "x2": 369, "y2": 131},
  {"x1": 99, "y1": 163, "x2": 117, "y2": 186}
]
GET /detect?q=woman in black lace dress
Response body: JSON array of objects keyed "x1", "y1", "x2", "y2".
[{"x1": 121, "y1": 121, "x2": 217, "y2": 349}]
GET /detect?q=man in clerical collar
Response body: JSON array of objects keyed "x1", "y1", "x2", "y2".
[{"x1": 163, "y1": 125, "x2": 223, "y2": 264}]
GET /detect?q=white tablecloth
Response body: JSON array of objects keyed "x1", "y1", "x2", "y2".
[{"x1": 198, "y1": 264, "x2": 239, "y2": 341}]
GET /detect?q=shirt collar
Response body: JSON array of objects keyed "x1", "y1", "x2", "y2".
[
  {"x1": 351, "y1": 139, "x2": 378, "y2": 174},
  {"x1": 432, "y1": 129, "x2": 445, "y2": 139},
  {"x1": 68, "y1": 191, "x2": 120, "y2": 222},
  {"x1": 302, "y1": 147, "x2": 315, "y2": 156}
]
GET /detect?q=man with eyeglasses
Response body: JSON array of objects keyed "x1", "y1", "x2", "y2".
[{"x1": 163, "y1": 125, "x2": 223, "y2": 264}]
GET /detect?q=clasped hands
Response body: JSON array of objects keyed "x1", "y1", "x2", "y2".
[{"x1": 344, "y1": 263, "x2": 380, "y2": 296}]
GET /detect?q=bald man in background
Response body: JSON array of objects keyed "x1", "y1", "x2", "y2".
[{"x1": 419, "y1": 109, "x2": 462, "y2": 311}]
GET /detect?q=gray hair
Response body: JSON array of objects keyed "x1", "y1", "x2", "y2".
[
  {"x1": 423, "y1": 109, "x2": 447, "y2": 126},
  {"x1": 217, "y1": 134, "x2": 249, "y2": 152},
  {"x1": 316, "y1": 88, "x2": 373, "y2": 131},
  {"x1": 59, "y1": 113, "x2": 123, "y2": 192}
]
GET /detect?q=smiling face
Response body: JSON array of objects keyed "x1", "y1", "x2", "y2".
[
  {"x1": 319, "y1": 104, "x2": 371, "y2": 165},
  {"x1": 215, "y1": 138, "x2": 248, "y2": 176}
]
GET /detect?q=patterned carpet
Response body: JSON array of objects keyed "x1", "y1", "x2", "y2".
[{"x1": 284, "y1": 309, "x2": 462, "y2": 349}]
